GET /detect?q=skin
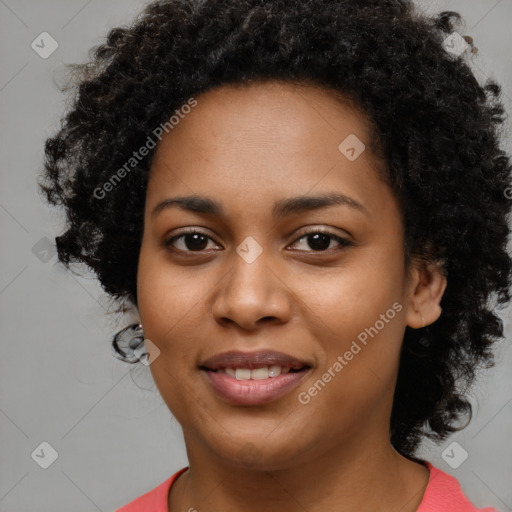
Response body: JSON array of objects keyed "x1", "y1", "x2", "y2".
[{"x1": 136, "y1": 80, "x2": 447, "y2": 512}]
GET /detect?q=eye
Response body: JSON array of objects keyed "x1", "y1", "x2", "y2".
[
  {"x1": 289, "y1": 228, "x2": 354, "y2": 253},
  {"x1": 164, "y1": 229, "x2": 220, "y2": 253},
  {"x1": 163, "y1": 227, "x2": 354, "y2": 254}
]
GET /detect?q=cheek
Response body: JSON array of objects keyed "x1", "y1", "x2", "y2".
[
  {"x1": 137, "y1": 244, "x2": 200, "y2": 332},
  {"x1": 136, "y1": 244, "x2": 217, "y2": 381},
  {"x1": 136, "y1": 247, "x2": 207, "y2": 422},
  {"x1": 298, "y1": 246, "x2": 407, "y2": 385},
  {"x1": 302, "y1": 254, "x2": 404, "y2": 335},
  {"x1": 294, "y1": 266, "x2": 406, "y2": 435}
]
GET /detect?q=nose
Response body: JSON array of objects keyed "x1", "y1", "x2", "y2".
[{"x1": 211, "y1": 249, "x2": 292, "y2": 331}]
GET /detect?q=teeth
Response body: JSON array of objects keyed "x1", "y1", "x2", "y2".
[
  {"x1": 251, "y1": 367, "x2": 269, "y2": 380},
  {"x1": 269, "y1": 365, "x2": 283, "y2": 377},
  {"x1": 220, "y1": 366, "x2": 292, "y2": 380},
  {"x1": 225, "y1": 367, "x2": 236, "y2": 378},
  {"x1": 235, "y1": 368, "x2": 251, "y2": 380}
]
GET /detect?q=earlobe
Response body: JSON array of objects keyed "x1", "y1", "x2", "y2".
[{"x1": 405, "y1": 260, "x2": 447, "y2": 329}]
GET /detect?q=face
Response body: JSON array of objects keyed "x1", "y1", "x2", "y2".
[{"x1": 137, "y1": 80, "x2": 436, "y2": 471}]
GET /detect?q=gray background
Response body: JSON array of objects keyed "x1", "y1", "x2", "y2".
[{"x1": 0, "y1": 1, "x2": 511, "y2": 511}]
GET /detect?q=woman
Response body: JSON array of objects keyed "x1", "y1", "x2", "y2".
[{"x1": 38, "y1": 0, "x2": 511, "y2": 510}]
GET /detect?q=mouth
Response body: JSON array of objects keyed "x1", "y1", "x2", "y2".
[
  {"x1": 201, "y1": 365, "x2": 307, "y2": 379},
  {"x1": 199, "y1": 350, "x2": 312, "y2": 405}
]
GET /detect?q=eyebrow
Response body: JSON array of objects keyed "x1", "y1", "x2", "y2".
[{"x1": 151, "y1": 192, "x2": 369, "y2": 219}]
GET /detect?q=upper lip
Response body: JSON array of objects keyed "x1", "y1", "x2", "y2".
[{"x1": 200, "y1": 350, "x2": 312, "y2": 371}]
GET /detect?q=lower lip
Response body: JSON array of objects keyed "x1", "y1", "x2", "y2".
[{"x1": 201, "y1": 369, "x2": 310, "y2": 406}]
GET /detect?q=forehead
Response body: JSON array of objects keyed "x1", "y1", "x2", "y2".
[
  {"x1": 147, "y1": 80, "x2": 391, "y2": 220},
  {"x1": 153, "y1": 80, "x2": 374, "y2": 156}
]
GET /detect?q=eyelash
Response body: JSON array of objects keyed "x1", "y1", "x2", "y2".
[{"x1": 163, "y1": 227, "x2": 354, "y2": 255}]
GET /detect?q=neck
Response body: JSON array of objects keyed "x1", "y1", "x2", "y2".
[{"x1": 169, "y1": 433, "x2": 430, "y2": 512}]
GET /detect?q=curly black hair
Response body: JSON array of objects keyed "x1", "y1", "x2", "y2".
[{"x1": 38, "y1": 0, "x2": 512, "y2": 461}]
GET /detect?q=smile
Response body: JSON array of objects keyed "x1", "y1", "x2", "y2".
[{"x1": 201, "y1": 366, "x2": 311, "y2": 405}]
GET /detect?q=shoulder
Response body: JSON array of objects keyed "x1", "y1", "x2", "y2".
[
  {"x1": 417, "y1": 461, "x2": 498, "y2": 512},
  {"x1": 115, "y1": 467, "x2": 189, "y2": 512}
]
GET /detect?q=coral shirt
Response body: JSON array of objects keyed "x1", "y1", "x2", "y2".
[{"x1": 115, "y1": 461, "x2": 498, "y2": 511}]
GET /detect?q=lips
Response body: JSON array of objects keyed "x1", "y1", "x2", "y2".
[
  {"x1": 200, "y1": 349, "x2": 311, "y2": 371},
  {"x1": 199, "y1": 349, "x2": 312, "y2": 405}
]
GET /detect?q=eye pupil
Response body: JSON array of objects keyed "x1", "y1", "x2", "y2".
[
  {"x1": 307, "y1": 233, "x2": 331, "y2": 251},
  {"x1": 185, "y1": 233, "x2": 208, "y2": 251}
]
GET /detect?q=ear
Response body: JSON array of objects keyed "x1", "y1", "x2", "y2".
[{"x1": 405, "y1": 259, "x2": 447, "y2": 329}]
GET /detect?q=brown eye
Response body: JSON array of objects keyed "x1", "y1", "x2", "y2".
[
  {"x1": 163, "y1": 227, "x2": 354, "y2": 255},
  {"x1": 164, "y1": 230, "x2": 220, "y2": 252},
  {"x1": 289, "y1": 230, "x2": 354, "y2": 253}
]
